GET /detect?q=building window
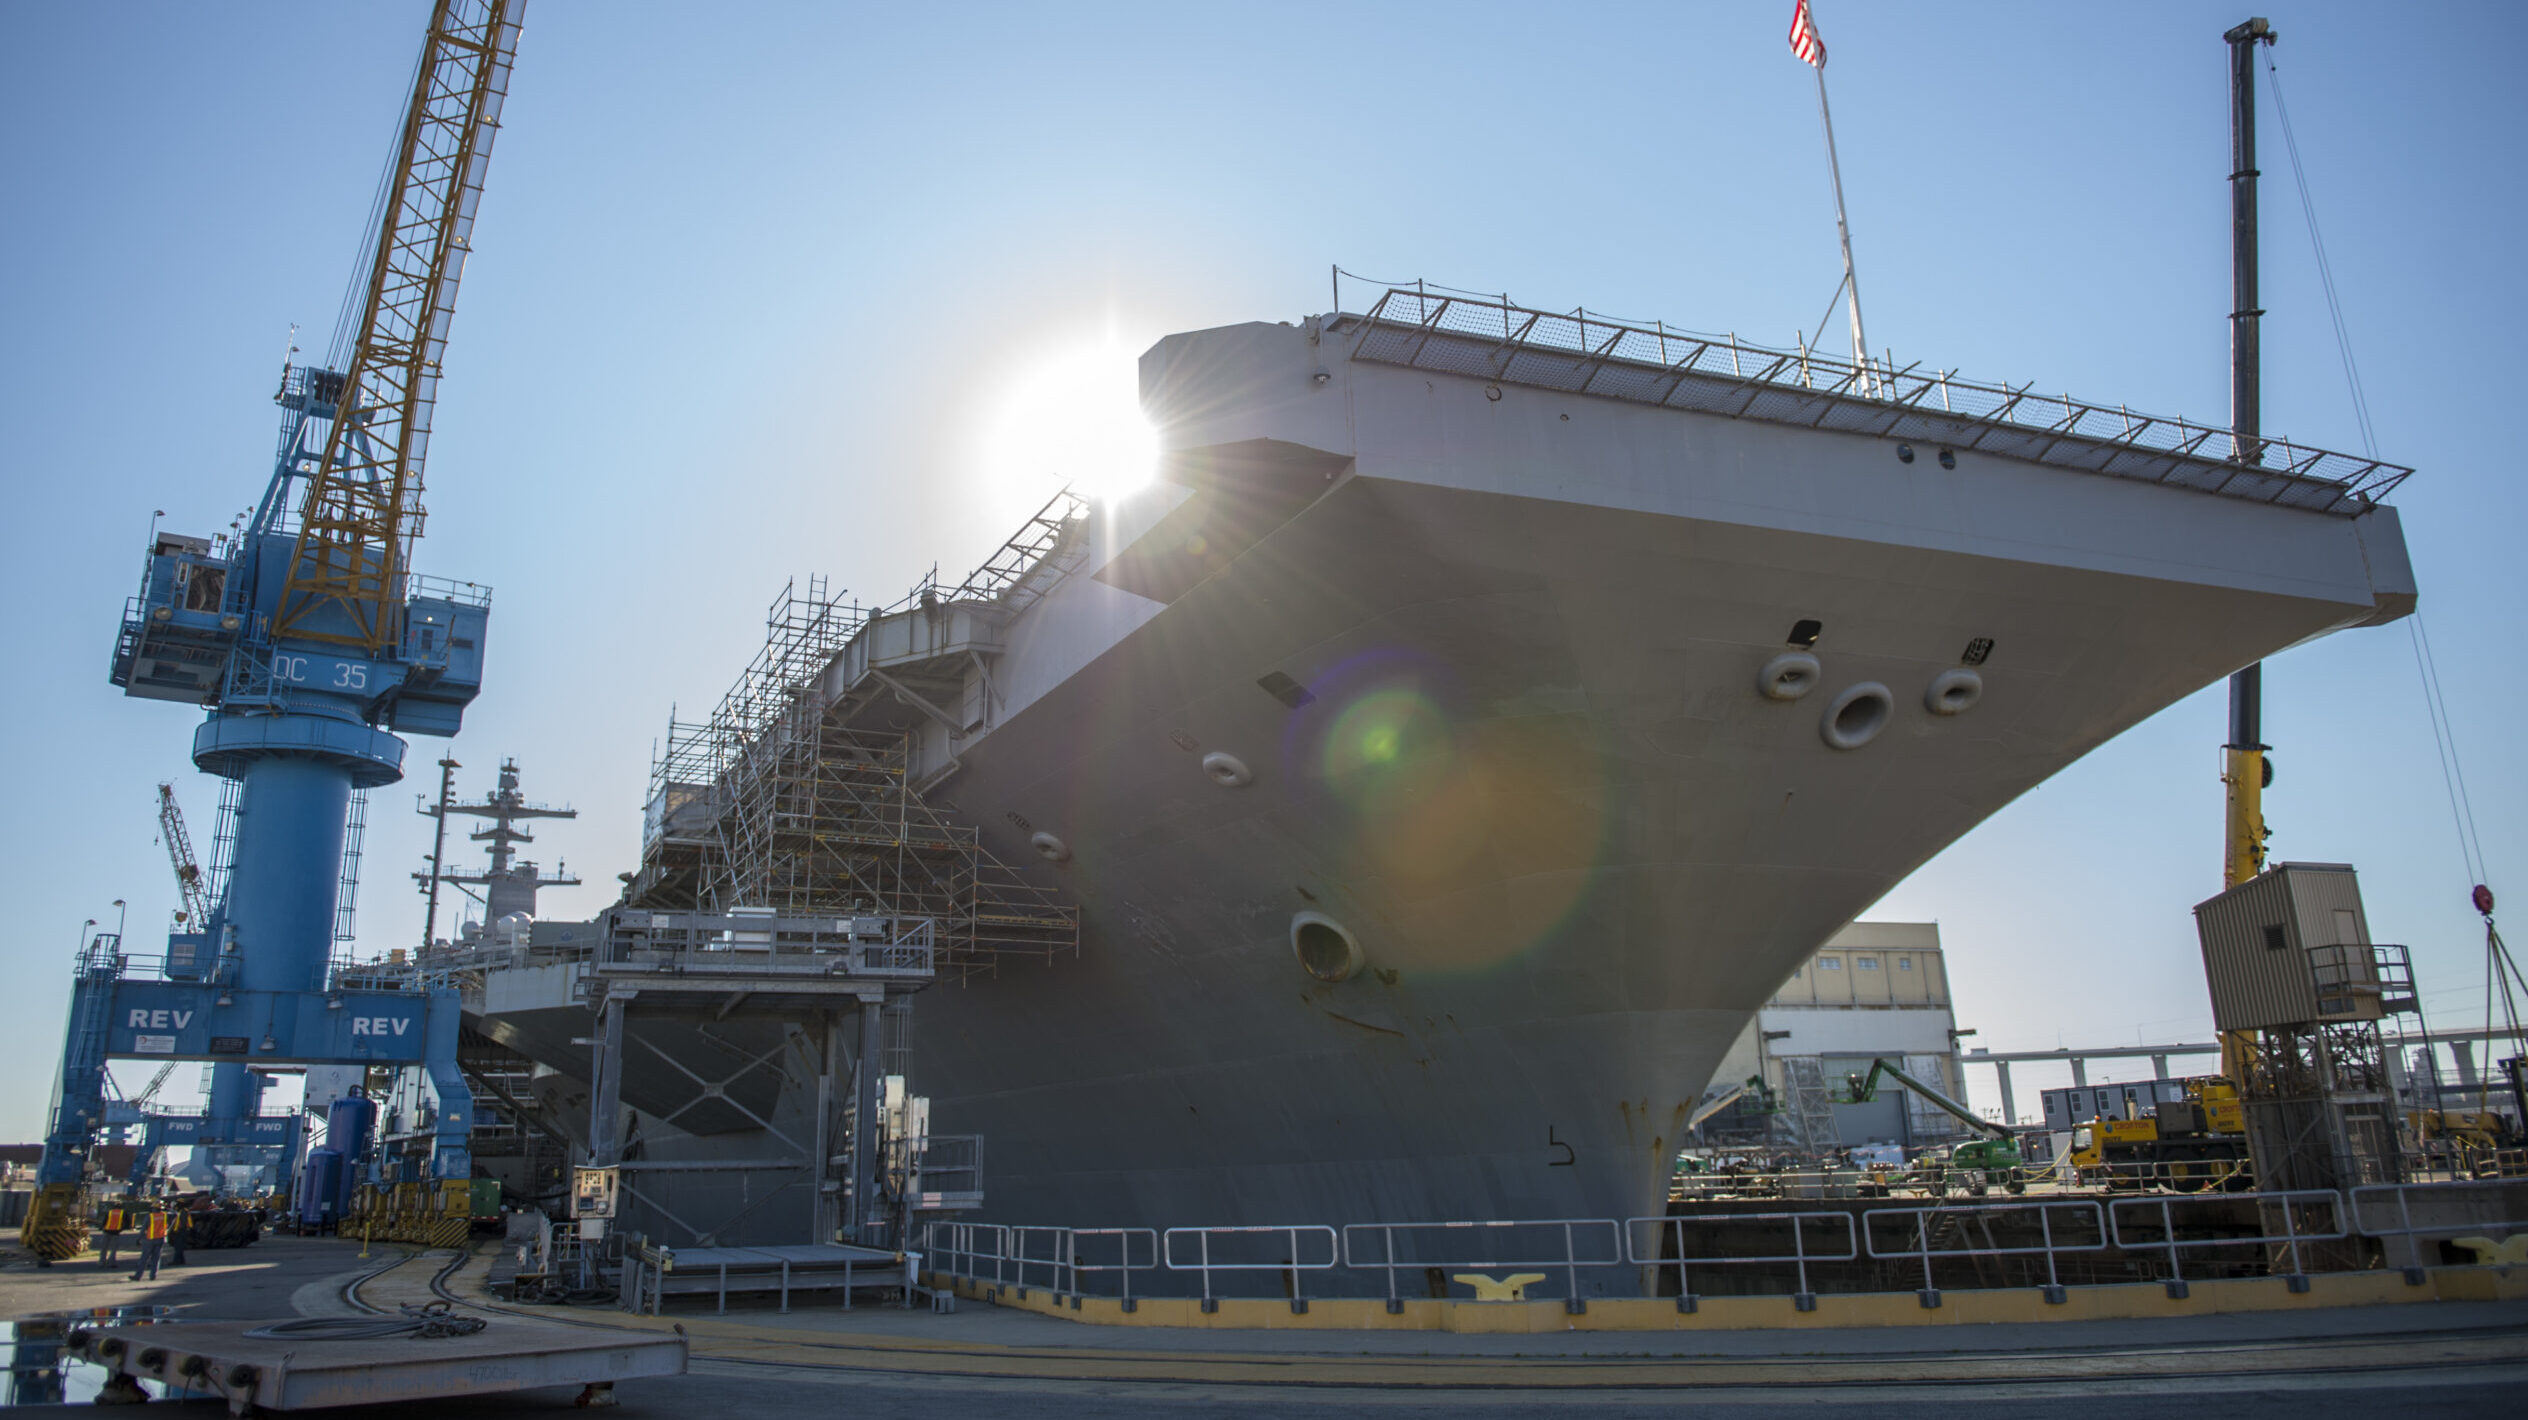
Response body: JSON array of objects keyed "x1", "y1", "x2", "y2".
[
  {"x1": 1819, "y1": 958, "x2": 1843, "y2": 971},
  {"x1": 1896, "y1": 956, "x2": 1914, "y2": 970},
  {"x1": 1855, "y1": 956, "x2": 1880, "y2": 970}
]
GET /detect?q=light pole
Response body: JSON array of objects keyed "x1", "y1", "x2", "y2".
[{"x1": 111, "y1": 899, "x2": 127, "y2": 943}]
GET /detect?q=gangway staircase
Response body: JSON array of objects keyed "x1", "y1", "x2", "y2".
[{"x1": 1779, "y1": 1056, "x2": 1842, "y2": 1153}]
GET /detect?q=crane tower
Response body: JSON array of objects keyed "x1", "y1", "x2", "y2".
[{"x1": 28, "y1": 0, "x2": 527, "y2": 1255}]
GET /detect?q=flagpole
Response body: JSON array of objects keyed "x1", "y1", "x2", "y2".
[{"x1": 1810, "y1": 63, "x2": 1869, "y2": 381}]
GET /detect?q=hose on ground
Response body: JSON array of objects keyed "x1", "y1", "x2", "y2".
[
  {"x1": 510, "y1": 1280, "x2": 617, "y2": 1306},
  {"x1": 243, "y1": 1302, "x2": 488, "y2": 1341}
]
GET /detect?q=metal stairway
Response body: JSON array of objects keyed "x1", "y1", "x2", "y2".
[{"x1": 1779, "y1": 1055, "x2": 1841, "y2": 1153}]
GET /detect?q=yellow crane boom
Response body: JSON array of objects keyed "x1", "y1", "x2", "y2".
[{"x1": 275, "y1": 0, "x2": 524, "y2": 654}]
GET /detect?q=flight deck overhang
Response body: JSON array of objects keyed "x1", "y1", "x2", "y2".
[{"x1": 1136, "y1": 301, "x2": 2417, "y2": 633}]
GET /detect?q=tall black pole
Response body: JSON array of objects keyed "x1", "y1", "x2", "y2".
[
  {"x1": 2219, "y1": 18, "x2": 2279, "y2": 1102},
  {"x1": 2222, "y1": 18, "x2": 2277, "y2": 894},
  {"x1": 2228, "y1": 18, "x2": 2268, "y2": 471}
]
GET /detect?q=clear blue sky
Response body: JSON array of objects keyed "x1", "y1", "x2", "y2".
[{"x1": 2, "y1": 2, "x2": 2520, "y2": 1133}]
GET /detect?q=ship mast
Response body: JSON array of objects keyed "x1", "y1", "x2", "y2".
[
  {"x1": 415, "y1": 757, "x2": 579, "y2": 942},
  {"x1": 1812, "y1": 60, "x2": 1868, "y2": 379},
  {"x1": 1788, "y1": 0, "x2": 1870, "y2": 382}
]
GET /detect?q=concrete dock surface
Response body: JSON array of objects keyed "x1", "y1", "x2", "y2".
[{"x1": 2, "y1": 1233, "x2": 2519, "y2": 1415}]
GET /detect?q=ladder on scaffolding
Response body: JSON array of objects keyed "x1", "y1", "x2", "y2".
[{"x1": 1780, "y1": 1055, "x2": 1842, "y2": 1152}]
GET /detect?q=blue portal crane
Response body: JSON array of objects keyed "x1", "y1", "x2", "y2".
[{"x1": 26, "y1": 0, "x2": 527, "y2": 1261}]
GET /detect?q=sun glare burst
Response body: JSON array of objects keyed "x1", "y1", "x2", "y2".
[{"x1": 987, "y1": 340, "x2": 1158, "y2": 502}]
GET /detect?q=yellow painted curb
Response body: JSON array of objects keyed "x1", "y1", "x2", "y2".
[
  {"x1": 932, "y1": 1263, "x2": 2526, "y2": 1332},
  {"x1": 420, "y1": 1248, "x2": 2527, "y2": 1388}
]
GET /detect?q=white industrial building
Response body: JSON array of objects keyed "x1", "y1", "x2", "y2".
[{"x1": 1695, "y1": 923, "x2": 1973, "y2": 1151}]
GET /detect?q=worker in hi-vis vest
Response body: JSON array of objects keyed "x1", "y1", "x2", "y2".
[
  {"x1": 96, "y1": 1203, "x2": 128, "y2": 1269},
  {"x1": 128, "y1": 1207, "x2": 169, "y2": 1282}
]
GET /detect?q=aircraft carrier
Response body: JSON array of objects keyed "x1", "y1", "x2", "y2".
[{"x1": 466, "y1": 284, "x2": 2415, "y2": 1245}]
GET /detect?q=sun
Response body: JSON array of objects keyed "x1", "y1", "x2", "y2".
[{"x1": 985, "y1": 339, "x2": 1159, "y2": 502}]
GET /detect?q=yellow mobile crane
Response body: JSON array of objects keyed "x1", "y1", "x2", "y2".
[
  {"x1": 2218, "y1": 19, "x2": 2280, "y2": 1098},
  {"x1": 2066, "y1": 1077, "x2": 2253, "y2": 1190}
]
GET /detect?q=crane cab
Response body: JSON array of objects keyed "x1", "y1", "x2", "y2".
[{"x1": 113, "y1": 532, "x2": 244, "y2": 703}]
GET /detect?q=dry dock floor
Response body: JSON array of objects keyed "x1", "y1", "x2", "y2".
[{"x1": 2, "y1": 1232, "x2": 2520, "y2": 1416}]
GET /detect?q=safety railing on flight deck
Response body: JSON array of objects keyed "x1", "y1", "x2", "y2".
[
  {"x1": 1341, "y1": 1218, "x2": 1623, "y2": 1312},
  {"x1": 1342, "y1": 284, "x2": 2411, "y2": 515}
]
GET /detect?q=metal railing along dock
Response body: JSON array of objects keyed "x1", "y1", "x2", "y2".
[{"x1": 920, "y1": 1178, "x2": 2525, "y2": 1312}]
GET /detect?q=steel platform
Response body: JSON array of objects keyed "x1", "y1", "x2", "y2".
[
  {"x1": 68, "y1": 1315, "x2": 686, "y2": 1413},
  {"x1": 624, "y1": 1240, "x2": 911, "y2": 1314}
]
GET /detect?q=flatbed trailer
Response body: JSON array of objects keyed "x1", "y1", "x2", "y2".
[{"x1": 69, "y1": 1314, "x2": 685, "y2": 1414}]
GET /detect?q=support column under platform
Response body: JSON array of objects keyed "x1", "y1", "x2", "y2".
[{"x1": 571, "y1": 910, "x2": 937, "y2": 1252}]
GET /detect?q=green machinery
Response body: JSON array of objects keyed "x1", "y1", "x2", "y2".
[{"x1": 1839, "y1": 1058, "x2": 2025, "y2": 1195}]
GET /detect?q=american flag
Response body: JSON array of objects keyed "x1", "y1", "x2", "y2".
[{"x1": 1788, "y1": 0, "x2": 1827, "y2": 68}]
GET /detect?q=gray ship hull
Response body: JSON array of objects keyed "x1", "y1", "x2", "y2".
[
  {"x1": 892, "y1": 312, "x2": 2413, "y2": 1232},
  {"x1": 472, "y1": 309, "x2": 2415, "y2": 1252}
]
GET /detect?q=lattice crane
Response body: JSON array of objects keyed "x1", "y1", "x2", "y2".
[
  {"x1": 126, "y1": 1064, "x2": 177, "y2": 1110},
  {"x1": 32, "y1": 1, "x2": 527, "y2": 1247},
  {"x1": 99, "y1": 0, "x2": 521, "y2": 990},
  {"x1": 156, "y1": 782, "x2": 211, "y2": 930}
]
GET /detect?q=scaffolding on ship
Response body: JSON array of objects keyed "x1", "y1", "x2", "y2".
[{"x1": 631, "y1": 493, "x2": 1086, "y2": 979}]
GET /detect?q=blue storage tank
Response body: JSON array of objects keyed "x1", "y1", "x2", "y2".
[
  {"x1": 327, "y1": 1094, "x2": 376, "y2": 1167},
  {"x1": 320, "y1": 1092, "x2": 376, "y2": 1225},
  {"x1": 297, "y1": 1149, "x2": 344, "y2": 1232}
]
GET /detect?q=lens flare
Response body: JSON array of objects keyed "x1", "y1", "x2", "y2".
[
  {"x1": 1326, "y1": 690, "x2": 1438, "y2": 792},
  {"x1": 1295, "y1": 655, "x2": 1612, "y2": 975}
]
